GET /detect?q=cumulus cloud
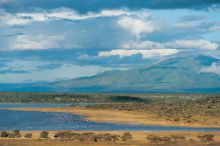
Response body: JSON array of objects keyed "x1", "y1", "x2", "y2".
[
  {"x1": 117, "y1": 16, "x2": 157, "y2": 39},
  {"x1": 120, "y1": 39, "x2": 219, "y2": 51},
  {"x1": 7, "y1": 34, "x2": 66, "y2": 50},
  {"x1": 2, "y1": 12, "x2": 48, "y2": 26},
  {"x1": 200, "y1": 62, "x2": 220, "y2": 75},
  {"x1": 99, "y1": 49, "x2": 178, "y2": 59},
  {"x1": 167, "y1": 39, "x2": 218, "y2": 50}
]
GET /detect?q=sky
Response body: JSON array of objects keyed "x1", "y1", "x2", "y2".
[{"x1": 0, "y1": 0, "x2": 220, "y2": 83}]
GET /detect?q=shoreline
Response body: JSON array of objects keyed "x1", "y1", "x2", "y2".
[{"x1": 3, "y1": 107, "x2": 220, "y2": 128}]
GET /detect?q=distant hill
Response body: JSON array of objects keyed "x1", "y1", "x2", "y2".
[
  {"x1": 51, "y1": 54, "x2": 220, "y2": 93},
  {"x1": 1, "y1": 55, "x2": 220, "y2": 93}
]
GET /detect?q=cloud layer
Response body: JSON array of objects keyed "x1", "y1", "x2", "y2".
[
  {"x1": 0, "y1": 1, "x2": 219, "y2": 83},
  {"x1": 200, "y1": 62, "x2": 220, "y2": 75},
  {"x1": 99, "y1": 49, "x2": 178, "y2": 58}
]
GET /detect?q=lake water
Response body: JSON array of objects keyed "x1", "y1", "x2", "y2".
[
  {"x1": 0, "y1": 103, "x2": 71, "y2": 108},
  {"x1": 0, "y1": 104, "x2": 220, "y2": 131}
]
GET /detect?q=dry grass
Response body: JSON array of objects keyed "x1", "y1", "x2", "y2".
[{"x1": 1, "y1": 131, "x2": 220, "y2": 146}]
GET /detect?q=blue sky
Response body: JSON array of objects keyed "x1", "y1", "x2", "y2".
[{"x1": 0, "y1": 0, "x2": 220, "y2": 83}]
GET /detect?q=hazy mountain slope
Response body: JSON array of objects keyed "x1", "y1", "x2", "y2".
[
  {"x1": 1, "y1": 55, "x2": 220, "y2": 93},
  {"x1": 52, "y1": 55, "x2": 220, "y2": 92}
]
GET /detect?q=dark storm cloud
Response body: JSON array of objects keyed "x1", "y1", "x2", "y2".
[{"x1": 1, "y1": 0, "x2": 220, "y2": 13}]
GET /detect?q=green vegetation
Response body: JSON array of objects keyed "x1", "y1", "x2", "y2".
[
  {"x1": 0, "y1": 92, "x2": 152, "y2": 103},
  {"x1": 0, "y1": 92, "x2": 219, "y2": 104}
]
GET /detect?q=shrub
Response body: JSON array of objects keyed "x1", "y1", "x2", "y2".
[
  {"x1": 54, "y1": 131, "x2": 124, "y2": 142},
  {"x1": 122, "y1": 132, "x2": 132, "y2": 141},
  {"x1": 8, "y1": 133, "x2": 16, "y2": 138},
  {"x1": 24, "y1": 133, "x2": 32, "y2": 138},
  {"x1": 171, "y1": 135, "x2": 186, "y2": 140},
  {"x1": 13, "y1": 130, "x2": 21, "y2": 138},
  {"x1": 40, "y1": 131, "x2": 49, "y2": 139},
  {"x1": 54, "y1": 131, "x2": 79, "y2": 141},
  {"x1": 198, "y1": 134, "x2": 214, "y2": 142},
  {"x1": 147, "y1": 135, "x2": 162, "y2": 143},
  {"x1": 1, "y1": 131, "x2": 9, "y2": 137},
  {"x1": 147, "y1": 135, "x2": 173, "y2": 144}
]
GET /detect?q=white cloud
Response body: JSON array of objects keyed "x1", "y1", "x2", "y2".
[
  {"x1": 121, "y1": 40, "x2": 165, "y2": 49},
  {"x1": 99, "y1": 49, "x2": 178, "y2": 59},
  {"x1": 2, "y1": 12, "x2": 47, "y2": 25},
  {"x1": 166, "y1": 39, "x2": 218, "y2": 50},
  {"x1": 1, "y1": 8, "x2": 150, "y2": 26},
  {"x1": 117, "y1": 16, "x2": 157, "y2": 39},
  {"x1": 7, "y1": 34, "x2": 66, "y2": 50},
  {"x1": 200, "y1": 62, "x2": 220, "y2": 75}
]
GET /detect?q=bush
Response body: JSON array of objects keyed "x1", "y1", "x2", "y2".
[
  {"x1": 40, "y1": 131, "x2": 49, "y2": 139},
  {"x1": 54, "y1": 131, "x2": 123, "y2": 142},
  {"x1": 198, "y1": 134, "x2": 214, "y2": 142},
  {"x1": 147, "y1": 135, "x2": 173, "y2": 144},
  {"x1": 147, "y1": 135, "x2": 162, "y2": 143},
  {"x1": 171, "y1": 135, "x2": 186, "y2": 140},
  {"x1": 1, "y1": 131, "x2": 9, "y2": 137},
  {"x1": 24, "y1": 133, "x2": 32, "y2": 138},
  {"x1": 8, "y1": 133, "x2": 17, "y2": 138},
  {"x1": 13, "y1": 130, "x2": 21, "y2": 138},
  {"x1": 122, "y1": 132, "x2": 132, "y2": 141}
]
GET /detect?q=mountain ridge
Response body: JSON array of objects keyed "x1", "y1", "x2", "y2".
[
  {"x1": 1, "y1": 54, "x2": 220, "y2": 93},
  {"x1": 51, "y1": 54, "x2": 220, "y2": 92}
]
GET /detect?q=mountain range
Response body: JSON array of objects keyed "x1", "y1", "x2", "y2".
[{"x1": 1, "y1": 54, "x2": 220, "y2": 93}]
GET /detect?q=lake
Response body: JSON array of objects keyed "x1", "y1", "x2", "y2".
[{"x1": 0, "y1": 104, "x2": 220, "y2": 131}]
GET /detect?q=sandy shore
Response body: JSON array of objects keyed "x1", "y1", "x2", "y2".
[{"x1": 3, "y1": 107, "x2": 220, "y2": 128}]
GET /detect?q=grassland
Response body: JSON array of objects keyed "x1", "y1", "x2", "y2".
[{"x1": 0, "y1": 92, "x2": 216, "y2": 103}]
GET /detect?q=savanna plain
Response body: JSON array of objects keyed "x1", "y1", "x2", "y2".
[{"x1": 0, "y1": 92, "x2": 220, "y2": 146}]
